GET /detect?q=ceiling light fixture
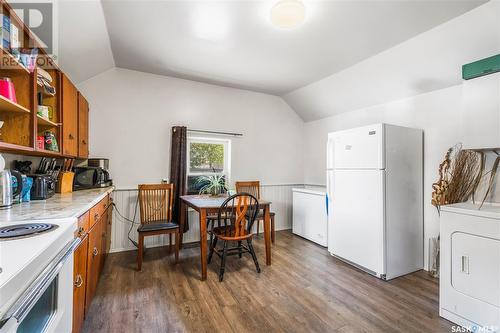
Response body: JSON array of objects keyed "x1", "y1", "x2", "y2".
[{"x1": 270, "y1": 0, "x2": 306, "y2": 29}]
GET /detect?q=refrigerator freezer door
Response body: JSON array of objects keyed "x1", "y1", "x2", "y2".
[
  {"x1": 330, "y1": 169, "x2": 385, "y2": 275},
  {"x1": 332, "y1": 124, "x2": 385, "y2": 170}
]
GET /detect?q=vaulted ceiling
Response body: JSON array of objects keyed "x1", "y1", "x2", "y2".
[
  {"x1": 55, "y1": 0, "x2": 491, "y2": 119},
  {"x1": 100, "y1": 0, "x2": 486, "y2": 94},
  {"x1": 57, "y1": 0, "x2": 114, "y2": 83}
]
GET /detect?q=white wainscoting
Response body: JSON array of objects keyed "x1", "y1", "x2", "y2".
[{"x1": 110, "y1": 184, "x2": 302, "y2": 253}]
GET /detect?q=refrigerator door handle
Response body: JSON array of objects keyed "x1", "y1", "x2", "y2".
[
  {"x1": 326, "y1": 170, "x2": 334, "y2": 217},
  {"x1": 325, "y1": 194, "x2": 329, "y2": 216}
]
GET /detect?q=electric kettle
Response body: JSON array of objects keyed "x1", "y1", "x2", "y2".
[{"x1": 0, "y1": 154, "x2": 23, "y2": 209}]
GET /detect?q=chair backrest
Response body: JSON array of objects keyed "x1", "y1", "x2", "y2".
[
  {"x1": 138, "y1": 183, "x2": 174, "y2": 224},
  {"x1": 218, "y1": 193, "x2": 259, "y2": 238},
  {"x1": 235, "y1": 181, "x2": 260, "y2": 200}
]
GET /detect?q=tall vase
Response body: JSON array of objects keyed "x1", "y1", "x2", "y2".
[{"x1": 428, "y1": 236, "x2": 440, "y2": 278}]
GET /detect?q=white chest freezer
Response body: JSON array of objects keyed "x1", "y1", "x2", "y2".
[{"x1": 292, "y1": 188, "x2": 327, "y2": 246}]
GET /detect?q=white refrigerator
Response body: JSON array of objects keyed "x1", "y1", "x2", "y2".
[{"x1": 326, "y1": 123, "x2": 423, "y2": 280}]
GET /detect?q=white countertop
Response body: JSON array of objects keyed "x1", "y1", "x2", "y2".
[
  {"x1": 0, "y1": 187, "x2": 114, "y2": 223},
  {"x1": 440, "y1": 201, "x2": 500, "y2": 220}
]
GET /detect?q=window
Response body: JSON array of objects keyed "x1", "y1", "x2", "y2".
[{"x1": 187, "y1": 137, "x2": 231, "y2": 194}]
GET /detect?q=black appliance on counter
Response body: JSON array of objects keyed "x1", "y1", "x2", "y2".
[
  {"x1": 73, "y1": 166, "x2": 112, "y2": 190},
  {"x1": 29, "y1": 174, "x2": 56, "y2": 200}
]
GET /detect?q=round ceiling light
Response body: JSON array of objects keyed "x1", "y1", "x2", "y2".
[{"x1": 270, "y1": 0, "x2": 306, "y2": 29}]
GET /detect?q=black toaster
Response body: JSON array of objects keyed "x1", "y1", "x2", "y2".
[{"x1": 29, "y1": 174, "x2": 56, "y2": 200}]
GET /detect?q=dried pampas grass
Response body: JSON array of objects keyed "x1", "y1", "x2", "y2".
[
  {"x1": 432, "y1": 144, "x2": 484, "y2": 212},
  {"x1": 447, "y1": 148, "x2": 484, "y2": 204}
]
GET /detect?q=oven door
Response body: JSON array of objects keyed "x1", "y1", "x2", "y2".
[{"x1": 0, "y1": 238, "x2": 80, "y2": 333}]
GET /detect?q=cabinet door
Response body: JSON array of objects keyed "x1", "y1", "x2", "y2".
[
  {"x1": 85, "y1": 219, "x2": 102, "y2": 314},
  {"x1": 78, "y1": 93, "x2": 89, "y2": 158},
  {"x1": 90, "y1": 195, "x2": 109, "y2": 229},
  {"x1": 62, "y1": 74, "x2": 78, "y2": 157},
  {"x1": 99, "y1": 209, "x2": 107, "y2": 275},
  {"x1": 105, "y1": 202, "x2": 113, "y2": 255},
  {"x1": 76, "y1": 211, "x2": 90, "y2": 239},
  {"x1": 73, "y1": 235, "x2": 89, "y2": 333}
]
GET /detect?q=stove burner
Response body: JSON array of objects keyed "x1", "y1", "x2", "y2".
[{"x1": 0, "y1": 223, "x2": 58, "y2": 240}]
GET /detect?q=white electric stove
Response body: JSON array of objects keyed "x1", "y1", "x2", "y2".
[{"x1": 0, "y1": 218, "x2": 79, "y2": 333}]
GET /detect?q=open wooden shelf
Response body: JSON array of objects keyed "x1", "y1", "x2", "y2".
[
  {"x1": 0, "y1": 1, "x2": 87, "y2": 160},
  {"x1": 37, "y1": 114, "x2": 59, "y2": 127},
  {"x1": 0, "y1": 94, "x2": 31, "y2": 114},
  {"x1": 0, "y1": 141, "x2": 33, "y2": 152},
  {"x1": 34, "y1": 148, "x2": 61, "y2": 157},
  {"x1": 0, "y1": 46, "x2": 30, "y2": 75}
]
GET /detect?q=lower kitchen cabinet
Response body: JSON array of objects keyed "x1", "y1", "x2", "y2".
[
  {"x1": 73, "y1": 235, "x2": 89, "y2": 333},
  {"x1": 105, "y1": 200, "x2": 113, "y2": 255},
  {"x1": 85, "y1": 216, "x2": 103, "y2": 315},
  {"x1": 101, "y1": 203, "x2": 113, "y2": 271},
  {"x1": 98, "y1": 205, "x2": 107, "y2": 276},
  {"x1": 72, "y1": 194, "x2": 112, "y2": 333}
]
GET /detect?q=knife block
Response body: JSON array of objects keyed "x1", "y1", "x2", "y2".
[{"x1": 56, "y1": 172, "x2": 74, "y2": 193}]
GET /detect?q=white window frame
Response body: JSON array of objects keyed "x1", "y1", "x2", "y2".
[{"x1": 186, "y1": 136, "x2": 231, "y2": 185}]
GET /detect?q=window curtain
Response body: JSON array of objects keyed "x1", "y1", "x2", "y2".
[{"x1": 170, "y1": 126, "x2": 189, "y2": 232}]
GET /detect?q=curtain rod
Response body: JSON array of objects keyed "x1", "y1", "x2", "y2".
[{"x1": 187, "y1": 129, "x2": 243, "y2": 137}]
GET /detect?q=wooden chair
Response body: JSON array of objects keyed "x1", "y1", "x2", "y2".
[
  {"x1": 137, "y1": 184, "x2": 179, "y2": 270},
  {"x1": 235, "y1": 181, "x2": 276, "y2": 243},
  {"x1": 208, "y1": 193, "x2": 261, "y2": 281}
]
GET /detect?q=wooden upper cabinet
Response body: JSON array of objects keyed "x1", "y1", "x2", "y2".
[
  {"x1": 78, "y1": 93, "x2": 89, "y2": 158},
  {"x1": 61, "y1": 74, "x2": 78, "y2": 157}
]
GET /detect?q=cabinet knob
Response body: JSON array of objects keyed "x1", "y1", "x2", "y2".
[
  {"x1": 93, "y1": 247, "x2": 98, "y2": 256},
  {"x1": 82, "y1": 139, "x2": 87, "y2": 144},
  {"x1": 94, "y1": 213, "x2": 99, "y2": 221},
  {"x1": 69, "y1": 134, "x2": 74, "y2": 140},
  {"x1": 74, "y1": 275, "x2": 83, "y2": 288},
  {"x1": 78, "y1": 226, "x2": 84, "y2": 237}
]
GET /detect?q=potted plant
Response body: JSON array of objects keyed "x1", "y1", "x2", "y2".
[{"x1": 196, "y1": 175, "x2": 227, "y2": 196}]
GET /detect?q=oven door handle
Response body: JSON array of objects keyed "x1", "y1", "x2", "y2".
[{"x1": 0, "y1": 238, "x2": 80, "y2": 329}]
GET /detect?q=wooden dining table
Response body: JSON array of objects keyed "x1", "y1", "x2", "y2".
[{"x1": 179, "y1": 195, "x2": 273, "y2": 281}]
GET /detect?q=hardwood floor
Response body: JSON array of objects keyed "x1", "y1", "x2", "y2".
[{"x1": 82, "y1": 231, "x2": 453, "y2": 333}]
